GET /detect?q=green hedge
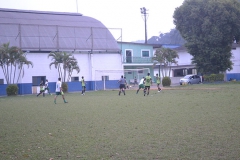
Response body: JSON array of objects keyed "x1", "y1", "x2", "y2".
[
  {"x1": 162, "y1": 77, "x2": 171, "y2": 86},
  {"x1": 204, "y1": 74, "x2": 224, "y2": 82},
  {"x1": 62, "y1": 82, "x2": 68, "y2": 92},
  {"x1": 6, "y1": 84, "x2": 18, "y2": 96}
]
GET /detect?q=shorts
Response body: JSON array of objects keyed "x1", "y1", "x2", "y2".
[
  {"x1": 139, "y1": 84, "x2": 144, "y2": 89},
  {"x1": 119, "y1": 84, "x2": 125, "y2": 89},
  {"x1": 55, "y1": 92, "x2": 62, "y2": 95},
  {"x1": 145, "y1": 86, "x2": 150, "y2": 90}
]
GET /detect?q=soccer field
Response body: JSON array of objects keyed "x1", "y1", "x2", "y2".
[{"x1": 1, "y1": 83, "x2": 240, "y2": 159}]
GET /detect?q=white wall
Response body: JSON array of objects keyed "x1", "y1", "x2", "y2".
[
  {"x1": 0, "y1": 52, "x2": 122, "y2": 84},
  {"x1": 91, "y1": 53, "x2": 123, "y2": 80},
  {"x1": 177, "y1": 51, "x2": 193, "y2": 66},
  {"x1": 228, "y1": 48, "x2": 240, "y2": 73}
]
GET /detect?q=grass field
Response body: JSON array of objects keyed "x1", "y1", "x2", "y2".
[{"x1": 0, "y1": 83, "x2": 240, "y2": 159}]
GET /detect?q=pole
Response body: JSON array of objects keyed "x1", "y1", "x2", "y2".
[
  {"x1": 140, "y1": 7, "x2": 148, "y2": 44},
  {"x1": 144, "y1": 12, "x2": 147, "y2": 44},
  {"x1": 76, "y1": 0, "x2": 78, "y2": 13}
]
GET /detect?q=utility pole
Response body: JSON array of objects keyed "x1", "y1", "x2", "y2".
[
  {"x1": 140, "y1": 7, "x2": 148, "y2": 44},
  {"x1": 76, "y1": 0, "x2": 79, "y2": 13}
]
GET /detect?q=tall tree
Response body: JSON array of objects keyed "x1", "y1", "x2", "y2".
[
  {"x1": 173, "y1": 0, "x2": 240, "y2": 74},
  {"x1": 0, "y1": 43, "x2": 33, "y2": 84},
  {"x1": 153, "y1": 48, "x2": 179, "y2": 77},
  {"x1": 48, "y1": 51, "x2": 80, "y2": 82}
]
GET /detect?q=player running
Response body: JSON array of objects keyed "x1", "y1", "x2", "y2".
[
  {"x1": 136, "y1": 77, "x2": 145, "y2": 94},
  {"x1": 118, "y1": 75, "x2": 126, "y2": 96},
  {"x1": 54, "y1": 78, "x2": 68, "y2": 104},
  {"x1": 155, "y1": 74, "x2": 162, "y2": 92},
  {"x1": 37, "y1": 81, "x2": 45, "y2": 97},
  {"x1": 144, "y1": 73, "x2": 152, "y2": 96},
  {"x1": 44, "y1": 79, "x2": 52, "y2": 95}
]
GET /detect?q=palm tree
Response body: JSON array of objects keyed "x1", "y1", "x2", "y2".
[
  {"x1": 16, "y1": 52, "x2": 34, "y2": 83},
  {"x1": 0, "y1": 42, "x2": 33, "y2": 84},
  {"x1": 48, "y1": 52, "x2": 63, "y2": 79},
  {"x1": 66, "y1": 57, "x2": 80, "y2": 82},
  {"x1": 153, "y1": 48, "x2": 179, "y2": 77},
  {"x1": 48, "y1": 51, "x2": 80, "y2": 82}
]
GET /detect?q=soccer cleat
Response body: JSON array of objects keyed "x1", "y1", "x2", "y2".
[{"x1": 64, "y1": 101, "x2": 68, "y2": 103}]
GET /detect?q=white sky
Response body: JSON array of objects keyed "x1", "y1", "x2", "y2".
[{"x1": 0, "y1": 0, "x2": 184, "y2": 42}]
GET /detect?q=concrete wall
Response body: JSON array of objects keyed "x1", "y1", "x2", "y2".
[{"x1": 0, "y1": 52, "x2": 123, "y2": 96}]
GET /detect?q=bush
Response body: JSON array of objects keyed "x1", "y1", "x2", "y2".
[
  {"x1": 6, "y1": 84, "x2": 18, "y2": 96},
  {"x1": 215, "y1": 74, "x2": 224, "y2": 81},
  {"x1": 162, "y1": 77, "x2": 171, "y2": 86},
  {"x1": 62, "y1": 82, "x2": 68, "y2": 92},
  {"x1": 204, "y1": 73, "x2": 224, "y2": 82}
]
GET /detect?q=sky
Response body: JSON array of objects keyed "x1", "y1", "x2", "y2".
[{"x1": 0, "y1": 0, "x2": 184, "y2": 42}]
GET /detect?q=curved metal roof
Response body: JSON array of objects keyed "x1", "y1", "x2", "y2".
[{"x1": 0, "y1": 8, "x2": 120, "y2": 52}]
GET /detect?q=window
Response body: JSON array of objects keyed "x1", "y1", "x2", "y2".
[
  {"x1": 0, "y1": 79, "x2": 3, "y2": 84},
  {"x1": 71, "y1": 77, "x2": 79, "y2": 81},
  {"x1": 102, "y1": 76, "x2": 109, "y2": 81},
  {"x1": 32, "y1": 76, "x2": 46, "y2": 86},
  {"x1": 142, "y1": 50, "x2": 150, "y2": 57}
]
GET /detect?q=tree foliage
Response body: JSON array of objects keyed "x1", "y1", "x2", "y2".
[
  {"x1": 153, "y1": 48, "x2": 179, "y2": 77},
  {"x1": 147, "y1": 29, "x2": 185, "y2": 45},
  {"x1": 159, "y1": 29, "x2": 186, "y2": 45},
  {"x1": 173, "y1": 0, "x2": 240, "y2": 74},
  {"x1": 0, "y1": 42, "x2": 33, "y2": 84},
  {"x1": 48, "y1": 51, "x2": 80, "y2": 82}
]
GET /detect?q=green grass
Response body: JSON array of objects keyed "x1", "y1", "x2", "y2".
[{"x1": 0, "y1": 83, "x2": 240, "y2": 159}]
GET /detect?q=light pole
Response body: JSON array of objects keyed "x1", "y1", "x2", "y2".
[{"x1": 140, "y1": 7, "x2": 148, "y2": 44}]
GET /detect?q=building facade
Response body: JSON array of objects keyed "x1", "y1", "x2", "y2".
[{"x1": 0, "y1": 8, "x2": 122, "y2": 95}]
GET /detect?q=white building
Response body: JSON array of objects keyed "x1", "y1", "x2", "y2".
[{"x1": 0, "y1": 8, "x2": 122, "y2": 95}]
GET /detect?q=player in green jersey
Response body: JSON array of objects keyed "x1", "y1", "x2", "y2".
[
  {"x1": 156, "y1": 74, "x2": 162, "y2": 92},
  {"x1": 144, "y1": 73, "x2": 152, "y2": 96},
  {"x1": 81, "y1": 76, "x2": 86, "y2": 95},
  {"x1": 37, "y1": 81, "x2": 45, "y2": 97}
]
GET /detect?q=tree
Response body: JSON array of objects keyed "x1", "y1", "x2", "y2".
[
  {"x1": 152, "y1": 48, "x2": 179, "y2": 77},
  {"x1": 48, "y1": 51, "x2": 80, "y2": 82},
  {"x1": 0, "y1": 43, "x2": 33, "y2": 84},
  {"x1": 173, "y1": 0, "x2": 240, "y2": 74}
]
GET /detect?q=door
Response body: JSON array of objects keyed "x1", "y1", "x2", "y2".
[{"x1": 126, "y1": 50, "x2": 132, "y2": 63}]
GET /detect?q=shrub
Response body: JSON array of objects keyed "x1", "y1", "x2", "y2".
[
  {"x1": 204, "y1": 73, "x2": 224, "y2": 82},
  {"x1": 162, "y1": 77, "x2": 171, "y2": 86},
  {"x1": 6, "y1": 84, "x2": 18, "y2": 96},
  {"x1": 215, "y1": 74, "x2": 224, "y2": 81},
  {"x1": 62, "y1": 82, "x2": 68, "y2": 92}
]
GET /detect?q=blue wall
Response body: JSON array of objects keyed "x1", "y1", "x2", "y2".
[
  {"x1": 226, "y1": 73, "x2": 240, "y2": 81},
  {"x1": 0, "y1": 84, "x2": 7, "y2": 96},
  {"x1": 0, "y1": 80, "x2": 120, "y2": 96}
]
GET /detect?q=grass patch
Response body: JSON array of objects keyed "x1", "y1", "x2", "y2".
[{"x1": 0, "y1": 83, "x2": 240, "y2": 159}]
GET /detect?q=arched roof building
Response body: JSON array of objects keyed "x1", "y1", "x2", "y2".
[{"x1": 0, "y1": 8, "x2": 120, "y2": 52}]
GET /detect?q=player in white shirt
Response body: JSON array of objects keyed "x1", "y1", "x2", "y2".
[
  {"x1": 136, "y1": 77, "x2": 145, "y2": 94},
  {"x1": 54, "y1": 78, "x2": 68, "y2": 104}
]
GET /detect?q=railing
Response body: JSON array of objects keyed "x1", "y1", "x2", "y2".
[{"x1": 123, "y1": 56, "x2": 153, "y2": 63}]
